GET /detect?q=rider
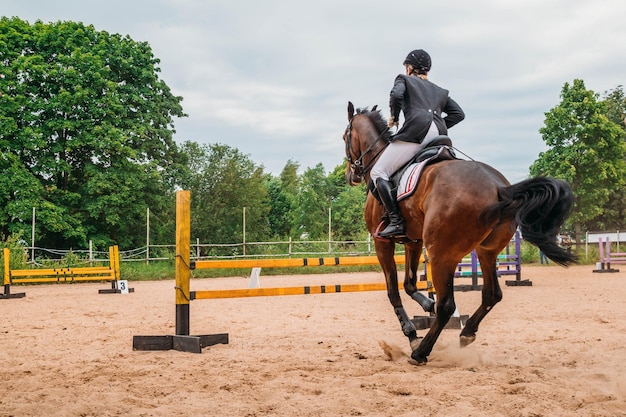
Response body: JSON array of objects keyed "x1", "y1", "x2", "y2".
[{"x1": 370, "y1": 49, "x2": 465, "y2": 238}]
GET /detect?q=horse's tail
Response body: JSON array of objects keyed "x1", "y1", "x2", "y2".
[{"x1": 480, "y1": 176, "x2": 577, "y2": 266}]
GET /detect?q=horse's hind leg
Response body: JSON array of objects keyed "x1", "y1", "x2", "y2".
[
  {"x1": 460, "y1": 248, "x2": 503, "y2": 346},
  {"x1": 404, "y1": 241, "x2": 435, "y2": 313},
  {"x1": 375, "y1": 239, "x2": 421, "y2": 351}
]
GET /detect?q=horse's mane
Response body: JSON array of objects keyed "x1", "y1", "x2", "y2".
[{"x1": 356, "y1": 106, "x2": 392, "y2": 142}]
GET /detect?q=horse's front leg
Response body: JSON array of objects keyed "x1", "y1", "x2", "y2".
[
  {"x1": 375, "y1": 239, "x2": 420, "y2": 351},
  {"x1": 403, "y1": 241, "x2": 434, "y2": 313},
  {"x1": 412, "y1": 260, "x2": 458, "y2": 365}
]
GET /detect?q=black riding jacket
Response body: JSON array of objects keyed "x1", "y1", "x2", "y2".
[{"x1": 389, "y1": 74, "x2": 465, "y2": 143}]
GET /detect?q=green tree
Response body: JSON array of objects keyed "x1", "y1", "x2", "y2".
[
  {"x1": 587, "y1": 86, "x2": 626, "y2": 231},
  {"x1": 294, "y1": 163, "x2": 330, "y2": 239},
  {"x1": 603, "y1": 86, "x2": 626, "y2": 127},
  {"x1": 180, "y1": 142, "x2": 270, "y2": 251},
  {"x1": 0, "y1": 17, "x2": 185, "y2": 248},
  {"x1": 530, "y1": 80, "x2": 626, "y2": 242},
  {"x1": 266, "y1": 176, "x2": 292, "y2": 238},
  {"x1": 279, "y1": 159, "x2": 300, "y2": 196},
  {"x1": 266, "y1": 160, "x2": 300, "y2": 238},
  {"x1": 327, "y1": 164, "x2": 368, "y2": 241}
]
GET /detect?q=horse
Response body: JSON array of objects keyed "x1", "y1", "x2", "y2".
[{"x1": 343, "y1": 102, "x2": 576, "y2": 365}]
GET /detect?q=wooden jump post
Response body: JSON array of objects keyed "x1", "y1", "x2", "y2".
[
  {"x1": 133, "y1": 190, "x2": 229, "y2": 353},
  {"x1": 1, "y1": 248, "x2": 25, "y2": 299}
]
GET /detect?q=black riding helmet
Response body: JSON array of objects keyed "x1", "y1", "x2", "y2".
[{"x1": 403, "y1": 49, "x2": 431, "y2": 74}]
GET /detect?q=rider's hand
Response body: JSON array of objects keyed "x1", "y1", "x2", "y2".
[{"x1": 387, "y1": 117, "x2": 398, "y2": 128}]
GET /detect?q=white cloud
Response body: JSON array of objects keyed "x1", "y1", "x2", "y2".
[{"x1": 2, "y1": 0, "x2": 626, "y2": 178}]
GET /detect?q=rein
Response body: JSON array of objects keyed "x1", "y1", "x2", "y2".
[{"x1": 345, "y1": 117, "x2": 389, "y2": 179}]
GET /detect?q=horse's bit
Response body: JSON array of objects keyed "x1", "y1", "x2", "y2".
[{"x1": 344, "y1": 117, "x2": 389, "y2": 179}]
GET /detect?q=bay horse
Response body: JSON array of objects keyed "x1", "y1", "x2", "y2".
[{"x1": 343, "y1": 102, "x2": 576, "y2": 365}]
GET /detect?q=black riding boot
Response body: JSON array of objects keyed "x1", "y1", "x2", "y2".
[{"x1": 375, "y1": 178, "x2": 405, "y2": 238}]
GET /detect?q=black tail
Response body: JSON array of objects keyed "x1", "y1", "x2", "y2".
[{"x1": 480, "y1": 177, "x2": 577, "y2": 266}]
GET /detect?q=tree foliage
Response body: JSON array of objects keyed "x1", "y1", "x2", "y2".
[
  {"x1": 327, "y1": 164, "x2": 368, "y2": 241},
  {"x1": 286, "y1": 163, "x2": 368, "y2": 241},
  {"x1": 530, "y1": 80, "x2": 626, "y2": 239},
  {"x1": 265, "y1": 160, "x2": 299, "y2": 239},
  {"x1": 294, "y1": 163, "x2": 331, "y2": 239},
  {"x1": 180, "y1": 142, "x2": 270, "y2": 249},
  {"x1": 588, "y1": 86, "x2": 626, "y2": 231},
  {"x1": 0, "y1": 18, "x2": 371, "y2": 251},
  {"x1": 0, "y1": 17, "x2": 185, "y2": 248}
]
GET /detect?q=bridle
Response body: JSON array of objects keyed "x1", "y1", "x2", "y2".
[{"x1": 344, "y1": 116, "x2": 389, "y2": 180}]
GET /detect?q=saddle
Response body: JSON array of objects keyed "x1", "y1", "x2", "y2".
[{"x1": 369, "y1": 135, "x2": 458, "y2": 203}]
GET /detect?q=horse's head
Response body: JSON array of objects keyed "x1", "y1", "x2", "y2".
[{"x1": 343, "y1": 101, "x2": 390, "y2": 186}]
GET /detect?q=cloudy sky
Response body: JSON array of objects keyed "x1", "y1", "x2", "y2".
[{"x1": 2, "y1": 0, "x2": 625, "y2": 182}]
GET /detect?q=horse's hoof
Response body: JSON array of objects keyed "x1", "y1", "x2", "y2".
[
  {"x1": 407, "y1": 358, "x2": 427, "y2": 366},
  {"x1": 460, "y1": 335, "x2": 476, "y2": 347},
  {"x1": 409, "y1": 351, "x2": 428, "y2": 366}
]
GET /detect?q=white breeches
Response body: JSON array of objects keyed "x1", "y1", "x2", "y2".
[{"x1": 371, "y1": 121, "x2": 439, "y2": 183}]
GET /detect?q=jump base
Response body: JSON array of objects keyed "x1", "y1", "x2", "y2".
[
  {"x1": 505, "y1": 279, "x2": 533, "y2": 286},
  {"x1": 98, "y1": 288, "x2": 135, "y2": 294},
  {"x1": 0, "y1": 285, "x2": 26, "y2": 299},
  {"x1": 132, "y1": 333, "x2": 229, "y2": 353}
]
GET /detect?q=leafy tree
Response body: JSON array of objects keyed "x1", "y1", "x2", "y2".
[
  {"x1": 265, "y1": 160, "x2": 299, "y2": 238},
  {"x1": 266, "y1": 176, "x2": 292, "y2": 238},
  {"x1": 587, "y1": 86, "x2": 626, "y2": 231},
  {"x1": 180, "y1": 142, "x2": 270, "y2": 251},
  {"x1": 279, "y1": 159, "x2": 300, "y2": 196},
  {"x1": 602, "y1": 86, "x2": 626, "y2": 127},
  {"x1": 0, "y1": 153, "x2": 53, "y2": 240},
  {"x1": 327, "y1": 164, "x2": 368, "y2": 241},
  {"x1": 294, "y1": 163, "x2": 331, "y2": 239},
  {"x1": 530, "y1": 80, "x2": 626, "y2": 242},
  {"x1": 0, "y1": 17, "x2": 185, "y2": 249}
]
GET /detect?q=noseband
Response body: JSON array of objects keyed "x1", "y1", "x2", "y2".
[{"x1": 344, "y1": 116, "x2": 389, "y2": 179}]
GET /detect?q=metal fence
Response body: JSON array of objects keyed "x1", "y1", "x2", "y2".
[
  {"x1": 18, "y1": 229, "x2": 530, "y2": 266},
  {"x1": 19, "y1": 236, "x2": 382, "y2": 266}
]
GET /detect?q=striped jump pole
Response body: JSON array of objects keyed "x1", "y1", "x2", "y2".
[
  {"x1": 133, "y1": 190, "x2": 229, "y2": 353},
  {"x1": 191, "y1": 280, "x2": 430, "y2": 300},
  {"x1": 192, "y1": 255, "x2": 403, "y2": 270}
]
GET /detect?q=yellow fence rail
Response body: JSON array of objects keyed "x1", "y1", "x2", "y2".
[{"x1": 1, "y1": 246, "x2": 127, "y2": 299}]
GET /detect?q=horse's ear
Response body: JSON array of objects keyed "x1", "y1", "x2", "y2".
[
  {"x1": 347, "y1": 101, "x2": 354, "y2": 121},
  {"x1": 372, "y1": 105, "x2": 378, "y2": 112}
]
